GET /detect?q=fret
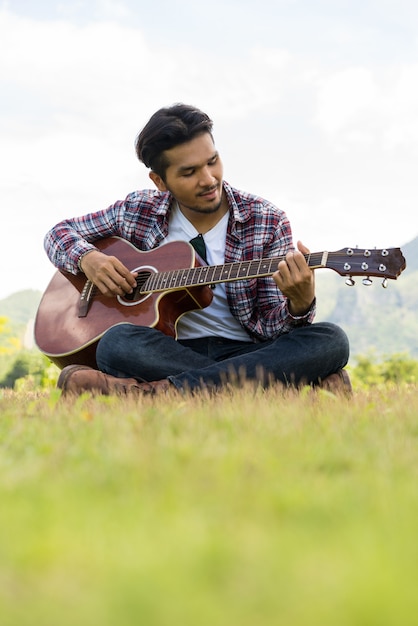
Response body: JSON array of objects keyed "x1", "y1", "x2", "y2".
[
  {"x1": 196, "y1": 266, "x2": 210, "y2": 283},
  {"x1": 238, "y1": 261, "x2": 250, "y2": 277},
  {"x1": 308, "y1": 253, "x2": 325, "y2": 269},
  {"x1": 156, "y1": 272, "x2": 168, "y2": 290},
  {"x1": 185, "y1": 266, "x2": 195, "y2": 285},
  {"x1": 225, "y1": 263, "x2": 236, "y2": 280},
  {"x1": 144, "y1": 273, "x2": 155, "y2": 291},
  {"x1": 167, "y1": 271, "x2": 177, "y2": 287},
  {"x1": 221, "y1": 264, "x2": 232, "y2": 280},
  {"x1": 256, "y1": 259, "x2": 274, "y2": 274},
  {"x1": 208, "y1": 265, "x2": 218, "y2": 284},
  {"x1": 160, "y1": 271, "x2": 173, "y2": 290},
  {"x1": 178, "y1": 268, "x2": 189, "y2": 285}
]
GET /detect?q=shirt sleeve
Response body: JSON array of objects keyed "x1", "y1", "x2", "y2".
[
  {"x1": 250, "y1": 220, "x2": 316, "y2": 337},
  {"x1": 226, "y1": 197, "x2": 316, "y2": 340},
  {"x1": 43, "y1": 199, "x2": 130, "y2": 274}
]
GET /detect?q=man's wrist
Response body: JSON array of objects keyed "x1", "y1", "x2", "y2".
[
  {"x1": 77, "y1": 249, "x2": 96, "y2": 272},
  {"x1": 287, "y1": 297, "x2": 316, "y2": 319}
]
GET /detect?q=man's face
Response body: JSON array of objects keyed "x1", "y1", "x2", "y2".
[{"x1": 150, "y1": 132, "x2": 224, "y2": 216}]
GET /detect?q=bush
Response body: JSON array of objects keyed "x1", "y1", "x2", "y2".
[
  {"x1": 350, "y1": 352, "x2": 418, "y2": 388},
  {"x1": 0, "y1": 351, "x2": 59, "y2": 390}
]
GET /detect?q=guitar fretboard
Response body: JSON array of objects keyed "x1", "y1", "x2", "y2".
[{"x1": 141, "y1": 252, "x2": 328, "y2": 294}]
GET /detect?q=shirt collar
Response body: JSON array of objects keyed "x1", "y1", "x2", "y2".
[{"x1": 223, "y1": 181, "x2": 252, "y2": 223}]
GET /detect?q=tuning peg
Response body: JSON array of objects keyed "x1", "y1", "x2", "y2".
[
  {"x1": 362, "y1": 277, "x2": 373, "y2": 286},
  {"x1": 382, "y1": 278, "x2": 388, "y2": 289},
  {"x1": 345, "y1": 277, "x2": 355, "y2": 286}
]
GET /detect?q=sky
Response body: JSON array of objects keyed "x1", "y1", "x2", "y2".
[{"x1": 1, "y1": 0, "x2": 417, "y2": 300}]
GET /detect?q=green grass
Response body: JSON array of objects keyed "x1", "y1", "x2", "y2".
[{"x1": 1, "y1": 385, "x2": 418, "y2": 625}]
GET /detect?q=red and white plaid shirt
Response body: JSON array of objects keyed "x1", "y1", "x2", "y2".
[{"x1": 44, "y1": 181, "x2": 315, "y2": 340}]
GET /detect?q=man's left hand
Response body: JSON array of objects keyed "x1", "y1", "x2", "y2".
[{"x1": 273, "y1": 240, "x2": 315, "y2": 316}]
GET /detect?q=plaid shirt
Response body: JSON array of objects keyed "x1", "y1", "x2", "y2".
[{"x1": 44, "y1": 181, "x2": 315, "y2": 340}]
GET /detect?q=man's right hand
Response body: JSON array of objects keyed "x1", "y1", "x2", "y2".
[{"x1": 79, "y1": 250, "x2": 138, "y2": 297}]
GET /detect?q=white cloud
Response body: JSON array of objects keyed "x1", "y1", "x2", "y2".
[
  {"x1": 315, "y1": 63, "x2": 418, "y2": 152},
  {"x1": 0, "y1": 5, "x2": 417, "y2": 300},
  {"x1": 382, "y1": 64, "x2": 418, "y2": 150},
  {"x1": 0, "y1": 10, "x2": 299, "y2": 199},
  {"x1": 316, "y1": 67, "x2": 378, "y2": 135}
]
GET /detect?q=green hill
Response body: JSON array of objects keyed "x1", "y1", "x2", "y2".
[
  {"x1": 0, "y1": 290, "x2": 42, "y2": 326},
  {"x1": 400, "y1": 235, "x2": 418, "y2": 272},
  {"x1": 0, "y1": 290, "x2": 42, "y2": 349}
]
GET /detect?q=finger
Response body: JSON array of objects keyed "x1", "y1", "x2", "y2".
[
  {"x1": 94, "y1": 277, "x2": 118, "y2": 298},
  {"x1": 92, "y1": 270, "x2": 129, "y2": 297},
  {"x1": 291, "y1": 249, "x2": 308, "y2": 272},
  {"x1": 297, "y1": 240, "x2": 310, "y2": 255},
  {"x1": 280, "y1": 250, "x2": 308, "y2": 282},
  {"x1": 277, "y1": 258, "x2": 291, "y2": 279},
  {"x1": 102, "y1": 263, "x2": 137, "y2": 294},
  {"x1": 289, "y1": 245, "x2": 311, "y2": 273},
  {"x1": 114, "y1": 271, "x2": 137, "y2": 294},
  {"x1": 113, "y1": 260, "x2": 138, "y2": 286},
  {"x1": 283, "y1": 250, "x2": 301, "y2": 275}
]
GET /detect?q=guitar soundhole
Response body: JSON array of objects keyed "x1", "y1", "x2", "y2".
[{"x1": 117, "y1": 267, "x2": 155, "y2": 306}]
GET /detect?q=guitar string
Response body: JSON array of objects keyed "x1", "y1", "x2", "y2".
[{"x1": 142, "y1": 252, "x2": 327, "y2": 293}]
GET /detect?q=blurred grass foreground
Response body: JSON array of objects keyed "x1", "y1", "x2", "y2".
[{"x1": 1, "y1": 384, "x2": 418, "y2": 626}]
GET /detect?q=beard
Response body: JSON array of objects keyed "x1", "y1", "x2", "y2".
[{"x1": 185, "y1": 198, "x2": 223, "y2": 215}]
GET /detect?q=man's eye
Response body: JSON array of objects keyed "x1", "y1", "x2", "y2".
[{"x1": 182, "y1": 171, "x2": 194, "y2": 177}]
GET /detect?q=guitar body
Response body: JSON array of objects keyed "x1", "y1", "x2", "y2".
[{"x1": 34, "y1": 238, "x2": 213, "y2": 369}]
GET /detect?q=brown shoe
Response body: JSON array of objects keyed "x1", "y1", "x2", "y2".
[
  {"x1": 57, "y1": 365, "x2": 171, "y2": 397},
  {"x1": 318, "y1": 369, "x2": 352, "y2": 396}
]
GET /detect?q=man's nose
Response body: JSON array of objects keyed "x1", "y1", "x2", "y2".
[{"x1": 199, "y1": 166, "x2": 215, "y2": 186}]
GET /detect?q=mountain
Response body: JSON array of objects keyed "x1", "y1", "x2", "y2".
[
  {"x1": 0, "y1": 290, "x2": 42, "y2": 325},
  {"x1": 0, "y1": 289, "x2": 42, "y2": 349},
  {"x1": 400, "y1": 235, "x2": 418, "y2": 272},
  {"x1": 315, "y1": 236, "x2": 417, "y2": 358},
  {"x1": 0, "y1": 237, "x2": 417, "y2": 360}
]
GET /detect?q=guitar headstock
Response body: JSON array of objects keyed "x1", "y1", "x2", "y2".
[{"x1": 326, "y1": 247, "x2": 406, "y2": 286}]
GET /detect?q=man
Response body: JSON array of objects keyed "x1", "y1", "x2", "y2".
[{"x1": 44, "y1": 103, "x2": 351, "y2": 396}]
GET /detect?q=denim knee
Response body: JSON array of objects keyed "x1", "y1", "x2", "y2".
[
  {"x1": 96, "y1": 324, "x2": 136, "y2": 370},
  {"x1": 320, "y1": 322, "x2": 350, "y2": 363}
]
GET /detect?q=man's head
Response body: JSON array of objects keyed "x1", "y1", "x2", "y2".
[{"x1": 135, "y1": 104, "x2": 214, "y2": 182}]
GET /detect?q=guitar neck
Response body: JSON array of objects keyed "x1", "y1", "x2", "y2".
[{"x1": 142, "y1": 252, "x2": 329, "y2": 294}]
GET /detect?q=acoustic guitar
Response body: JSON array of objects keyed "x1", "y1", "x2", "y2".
[{"x1": 34, "y1": 237, "x2": 406, "y2": 369}]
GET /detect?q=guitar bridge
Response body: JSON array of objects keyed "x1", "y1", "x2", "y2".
[{"x1": 78, "y1": 280, "x2": 96, "y2": 317}]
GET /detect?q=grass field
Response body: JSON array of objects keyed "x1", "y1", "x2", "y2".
[{"x1": 1, "y1": 384, "x2": 418, "y2": 625}]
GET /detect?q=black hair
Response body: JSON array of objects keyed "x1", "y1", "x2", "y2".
[{"x1": 135, "y1": 103, "x2": 214, "y2": 180}]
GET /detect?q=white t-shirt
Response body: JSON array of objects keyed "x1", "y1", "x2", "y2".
[{"x1": 162, "y1": 205, "x2": 252, "y2": 341}]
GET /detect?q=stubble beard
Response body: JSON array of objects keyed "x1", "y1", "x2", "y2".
[
  {"x1": 185, "y1": 198, "x2": 223, "y2": 215},
  {"x1": 183, "y1": 183, "x2": 224, "y2": 215}
]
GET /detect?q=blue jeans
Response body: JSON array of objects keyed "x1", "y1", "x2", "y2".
[{"x1": 96, "y1": 323, "x2": 349, "y2": 392}]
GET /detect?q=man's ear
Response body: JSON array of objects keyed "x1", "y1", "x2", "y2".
[{"x1": 149, "y1": 171, "x2": 167, "y2": 192}]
